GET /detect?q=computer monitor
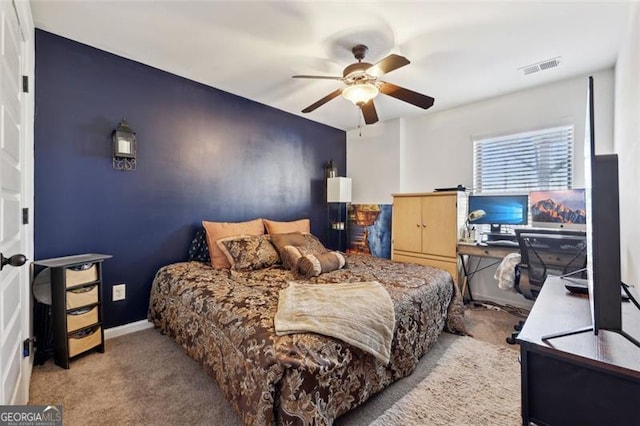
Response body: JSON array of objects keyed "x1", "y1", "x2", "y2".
[
  {"x1": 529, "y1": 189, "x2": 586, "y2": 230},
  {"x1": 467, "y1": 194, "x2": 528, "y2": 232}
]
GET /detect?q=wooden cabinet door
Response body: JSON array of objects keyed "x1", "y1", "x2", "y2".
[
  {"x1": 392, "y1": 196, "x2": 422, "y2": 252},
  {"x1": 421, "y1": 195, "x2": 457, "y2": 257}
]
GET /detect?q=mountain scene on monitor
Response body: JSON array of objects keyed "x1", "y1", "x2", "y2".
[{"x1": 530, "y1": 190, "x2": 587, "y2": 224}]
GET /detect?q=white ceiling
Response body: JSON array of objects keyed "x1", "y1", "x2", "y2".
[{"x1": 30, "y1": 1, "x2": 632, "y2": 131}]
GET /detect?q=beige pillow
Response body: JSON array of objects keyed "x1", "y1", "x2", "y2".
[
  {"x1": 202, "y1": 218, "x2": 265, "y2": 269},
  {"x1": 216, "y1": 234, "x2": 279, "y2": 271},
  {"x1": 263, "y1": 218, "x2": 310, "y2": 235}
]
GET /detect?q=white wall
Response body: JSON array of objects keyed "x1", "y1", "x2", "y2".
[
  {"x1": 401, "y1": 69, "x2": 614, "y2": 194},
  {"x1": 614, "y1": 3, "x2": 640, "y2": 287},
  {"x1": 347, "y1": 70, "x2": 616, "y2": 308},
  {"x1": 346, "y1": 119, "x2": 401, "y2": 204}
]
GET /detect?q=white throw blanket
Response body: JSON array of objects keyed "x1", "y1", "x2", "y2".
[
  {"x1": 274, "y1": 281, "x2": 396, "y2": 364},
  {"x1": 494, "y1": 253, "x2": 521, "y2": 291}
]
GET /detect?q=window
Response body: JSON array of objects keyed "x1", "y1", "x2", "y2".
[{"x1": 473, "y1": 125, "x2": 574, "y2": 193}]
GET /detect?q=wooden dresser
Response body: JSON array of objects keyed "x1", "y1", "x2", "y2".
[{"x1": 391, "y1": 191, "x2": 466, "y2": 286}]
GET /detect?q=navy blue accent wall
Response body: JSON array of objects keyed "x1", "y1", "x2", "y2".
[{"x1": 34, "y1": 30, "x2": 346, "y2": 328}]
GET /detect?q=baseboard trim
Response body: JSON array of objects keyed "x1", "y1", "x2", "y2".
[{"x1": 104, "y1": 319, "x2": 154, "y2": 340}]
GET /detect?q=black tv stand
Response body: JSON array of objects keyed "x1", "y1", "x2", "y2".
[{"x1": 517, "y1": 277, "x2": 640, "y2": 425}]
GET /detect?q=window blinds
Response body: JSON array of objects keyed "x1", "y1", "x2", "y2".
[{"x1": 473, "y1": 125, "x2": 573, "y2": 193}]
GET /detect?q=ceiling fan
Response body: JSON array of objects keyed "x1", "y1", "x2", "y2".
[{"x1": 292, "y1": 44, "x2": 435, "y2": 125}]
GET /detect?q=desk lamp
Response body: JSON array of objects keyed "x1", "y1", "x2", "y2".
[{"x1": 464, "y1": 209, "x2": 486, "y2": 242}]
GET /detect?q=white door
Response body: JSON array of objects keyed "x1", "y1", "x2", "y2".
[{"x1": 0, "y1": 0, "x2": 34, "y2": 405}]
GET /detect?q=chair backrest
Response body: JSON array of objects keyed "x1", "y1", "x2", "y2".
[{"x1": 515, "y1": 229, "x2": 587, "y2": 300}]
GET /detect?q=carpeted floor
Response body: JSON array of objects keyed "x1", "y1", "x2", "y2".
[
  {"x1": 29, "y1": 305, "x2": 523, "y2": 425},
  {"x1": 369, "y1": 337, "x2": 520, "y2": 426}
]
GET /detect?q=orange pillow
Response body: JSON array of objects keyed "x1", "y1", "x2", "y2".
[
  {"x1": 263, "y1": 218, "x2": 310, "y2": 235},
  {"x1": 202, "y1": 218, "x2": 265, "y2": 269}
]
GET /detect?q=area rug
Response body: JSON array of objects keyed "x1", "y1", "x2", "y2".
[
  {"x1": 29, "y1": 329, "x2": 519, "y2": 425},
  {"x1": 370, "y1": 336, "x2": 520, "y2": 426}
]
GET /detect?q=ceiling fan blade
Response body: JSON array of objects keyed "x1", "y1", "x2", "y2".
[
  {"x1": 292, "y1": 75, "x2": 344, "y2": 81},
  {"x1": 301, "y1": 89, "x2": 343, "y2": 113},
  {"x1": 366, "y1": 54, "x2": 410, "y2": 77},
  {"x1": 379, "y1": 82, "x2": 435, "y2": 109},
  {"x1": 360, "y1": 100, "x2": 379, "y2": 124}
]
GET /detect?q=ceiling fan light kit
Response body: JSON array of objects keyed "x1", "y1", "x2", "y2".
[
  {"x1": 293, "y1": 44, "x2": 435, "y2": 125},
  {"x1": 342, "y1": 83, "x2": 379, "y2": 105}
]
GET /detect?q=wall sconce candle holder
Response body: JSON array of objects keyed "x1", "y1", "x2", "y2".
[
  {"x1": 112, "y1": 119, "x2": 136, "y2": 171},
  {"x1": 324, "y1": 160, "x2": 338, "y2": 179}
]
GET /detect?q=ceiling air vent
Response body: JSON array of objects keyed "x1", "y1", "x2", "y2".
[
  {"x1": 522, "y1": 65, "x2": 540, "y2": 75},
  {"x1": 519, "y1": 57, "x2": 561, "y2": 76}
]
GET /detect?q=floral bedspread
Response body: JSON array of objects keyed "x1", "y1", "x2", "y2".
[{"x1": 148, "y1": 254, "x2": 465, "y2": 425}]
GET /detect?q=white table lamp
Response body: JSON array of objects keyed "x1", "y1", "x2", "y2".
[
  {"x1": 327, "y1": 177, "x2": 352, "y2": 250},
  {"x1": 327, "y1": 177, "x2": 352, "y2": 203}
]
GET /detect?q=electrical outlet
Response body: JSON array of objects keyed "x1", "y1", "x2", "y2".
[{"x1": 112, "y1": 283, "x2": 126, "y2": 301}]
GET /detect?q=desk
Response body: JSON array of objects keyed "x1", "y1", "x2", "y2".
[
  {"x1": 457, "y1": 242, "x2": 583, "y2": 302},
  {"x1": 517, "y1": 277, "x2": 640, "y2": 425},
  {"x1": 457, "y1": 243, "x2": 518, "y2": 302}
]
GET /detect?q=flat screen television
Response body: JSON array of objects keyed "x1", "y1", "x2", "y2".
[
  {"x1": 529, "y1": 189, "x2": 587, "y2": 230},
  {"x1": 543, "y1": 76, "x2": 639, "y2": 348},
  {"x1": 467, "y1": 194, "x2": 528, "y2": 232}
]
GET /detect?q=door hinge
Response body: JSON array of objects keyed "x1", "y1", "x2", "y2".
[
  {"x1": 22, "y1": 207, "x2": 29, "y2": 224},
  {"x1": 22, "y1": 75, "x2": 28, "y2": 93}
]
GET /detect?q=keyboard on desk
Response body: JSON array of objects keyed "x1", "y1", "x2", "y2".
[{"x1": 485, "y1": 240, "x2": 519, "y2": 247}]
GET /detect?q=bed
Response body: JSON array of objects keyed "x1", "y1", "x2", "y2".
[{"x1": 148, "y1": 251, "x2": 465, "y2": 425}]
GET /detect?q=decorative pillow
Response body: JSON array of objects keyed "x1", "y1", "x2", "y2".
[
  {"x1": 187, "y1": 227, "x2": 211, "y2": 263},
  {"x1": 270, "y1": 232, "x2": 329, "y2": 270},
  {"x1": 300, "y1": 233, "x2": 329, "y2": 254},
  {"x1": 296, "y1": 251, "x2": 346, "y2": 278},
  {"x1": 280, "y1": 245, "x2": 309, "y2": 271},
  {"x1": 202, "y1": 218, "x2": 265, "y2": 269},
  {"x1": 216, "y1": 234, "x2": 280, "y2": 272},
  {"x1": 263, "y1": 218, "x2": 310, "y2": 235},
  {"x1": 270, "y1": 232, "x2": 306, "y2": 267}
]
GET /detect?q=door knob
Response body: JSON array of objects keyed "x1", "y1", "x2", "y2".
[{"x1": 0, "y1": 253, "x2": 27, "y2": 271}]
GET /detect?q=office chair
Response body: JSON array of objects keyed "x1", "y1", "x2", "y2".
[{"x1": 506, "y1": 229, "x2": 587, "y2": 345}]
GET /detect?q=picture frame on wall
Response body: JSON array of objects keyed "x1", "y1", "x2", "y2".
[{"x1": 347, "y1": 204, "x2": 392, "y2": 259}]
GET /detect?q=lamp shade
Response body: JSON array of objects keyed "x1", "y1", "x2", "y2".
[
  {"x1": 342, "y1": 83, "x2": 379, "y2": 105},
  {"x1": 327, "y1": 177, "x2": 352, "y2": 203},
  {"x1": 468, "y1": 209, "x2": 486, "y2": 222}
]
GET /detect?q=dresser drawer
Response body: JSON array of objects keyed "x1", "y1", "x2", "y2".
[
  {"x1": 66, "y1": 285, "x2": 98, "y2": 309},
  {"x1": 67, "y1": 306, "x2": 99, "y2": 333},
  {"x1": 68, "y1": 326, "x2": 102, "y2": 358},
  {"x1": 66, "y1": 264, "x2": 98, "y2": 287}
]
